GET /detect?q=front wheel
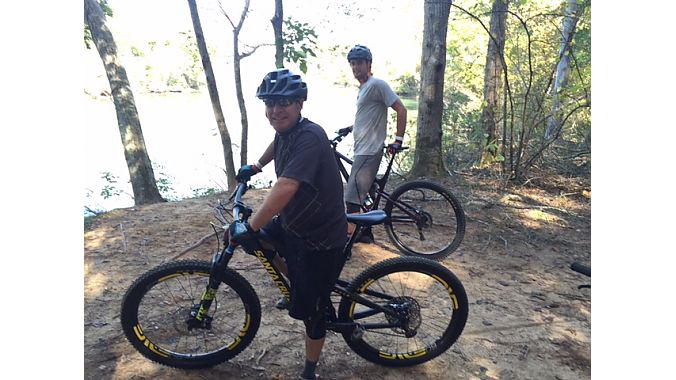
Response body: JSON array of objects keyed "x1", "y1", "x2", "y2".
[
  {"x1": 384, "y1": 180, "x2": 466, "y2": 261},
  {"x1": 120, "y1": 260, "x2": 261, "y2": 369},
  {"x1": 337, "y1": 257, "x2": 468, "y2": 367}
]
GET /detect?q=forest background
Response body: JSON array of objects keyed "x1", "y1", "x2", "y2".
[
  {"x1": 83, "y1": 0, "x2": 592, "y2": 213},
  {"x1": 2, "y1": 0, "x2": 675, "y2": 379}
]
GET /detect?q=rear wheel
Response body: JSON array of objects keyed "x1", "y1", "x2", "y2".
[
  {"x1": 337, "y1": 257, "x2": 468, "y2": 367},
  {"x1": 384, "y1": 180, "x2": 465, "y2": 261},
  {"x1": 120, "y1": 260, "x2": 261, "y2": 369}
]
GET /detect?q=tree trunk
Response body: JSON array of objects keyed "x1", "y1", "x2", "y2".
[
  {"x1": 84, "y1": 0, "x2": 164, "y2": 205},
  {"x1": 187, "y1": 0, "x2": 237, "y2": 190},
  {"x1": 232, "y1": 0, "x2": 251, "y2": 167},
  {"x1": 272, "y1": 0, "x2": 284, "y2": 69},
  {"x1": 233, "y1": 39, "x2": 250, "y2": 167},
  {"x1": 410, "y1": 0, "x2": 452, "y2": 178},
  {"x1": 479, "y1": 0, "x2": 508, "y2": 167},
  {"x1": 544, "y1": 0, "x2": 580, "y2": 140}
]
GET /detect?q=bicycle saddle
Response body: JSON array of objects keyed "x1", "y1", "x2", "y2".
[{"x1": 346, "y1": 210, "x2": 387, "y2": 226}]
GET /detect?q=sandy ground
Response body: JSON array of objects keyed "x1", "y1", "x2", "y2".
[{"x1": 84, "y1": 172, "x2": 591, "y2": 380}]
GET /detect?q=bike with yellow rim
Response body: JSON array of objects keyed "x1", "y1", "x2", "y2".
[{"x1": 120, "y1": 180, "x2": 468, "y2": 369}]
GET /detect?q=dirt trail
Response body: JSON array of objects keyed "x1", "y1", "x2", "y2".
[{"x1": 84, "y1": 173, "x2": 591, "y2": 380}]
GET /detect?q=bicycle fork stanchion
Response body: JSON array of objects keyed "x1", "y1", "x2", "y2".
[{"x1": 188, "y1": 245, "x2": 235, "y2": 330}]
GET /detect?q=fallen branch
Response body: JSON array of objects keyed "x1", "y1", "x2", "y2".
[
  {"x1": 166, "y1": 233, "x2": 217, "y2": 262},
  {"x1": 256, "y1": 348, "x2": 267, "y2": 366}
]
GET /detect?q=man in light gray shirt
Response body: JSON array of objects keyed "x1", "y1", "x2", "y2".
[{"x1": 345, "y1": 44, "x2": 407, "y2": 243}]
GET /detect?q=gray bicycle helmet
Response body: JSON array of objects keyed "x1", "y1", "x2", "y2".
[
  {"x1": 256, "y1": 69, "x2": 308, "y2": 100},
  {"x1": 347, "y1": 45, "x2": 372, "y2": 62}
]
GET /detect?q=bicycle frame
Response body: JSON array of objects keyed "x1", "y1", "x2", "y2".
[
  {"x1": 330, "y1": 130, "x2": 426, "y2": 227},
  {"x1": 194, "y1": 182, "x2": 405, "y2": 334}
]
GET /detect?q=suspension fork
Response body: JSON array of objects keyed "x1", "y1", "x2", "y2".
[{"x1": 189, "y1": 244, "x2": 235, "y2": 325}]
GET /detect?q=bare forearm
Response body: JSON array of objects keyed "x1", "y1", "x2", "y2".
[
  {"x1": 249, "y1": 177, "x2": 299, "y2": 231},
  {"x1": 392, "y1": 99, "x2": 408, "y2": 139},
  {"x1": 256, "y1": 141, "x2": 275, "y2": 168}
]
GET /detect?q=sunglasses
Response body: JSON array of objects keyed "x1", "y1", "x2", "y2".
[{"x1": 263, "y1": 98, "x2": 297, "y2": 108}]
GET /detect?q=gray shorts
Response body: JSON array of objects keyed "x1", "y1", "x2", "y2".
[{"x1": 344, "y1": 152, "x2": 383, "y2": 206}]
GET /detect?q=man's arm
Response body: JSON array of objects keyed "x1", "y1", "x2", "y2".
[
  {"x1": 248, "y1": 176, "x2": 300, "y2": 231},
  {"x1": 255, "y1": 140, "x2": 275, "y2": 168},
  {"x1": 391, "y1": 99, "x2": 407, "y2": 140}
]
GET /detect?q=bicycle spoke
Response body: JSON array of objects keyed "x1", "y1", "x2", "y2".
[
  {"x1": 386, "y1": 182, "x2": 465, "y2": 258},
  {"x1": 347, "y1": 268, "x2": 456, "y2": 356},
  {"x1": 136, "y1": 271, "x2": 247, "y2": 357}
]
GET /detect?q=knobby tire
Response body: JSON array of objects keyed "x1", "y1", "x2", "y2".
[
  {"x1": 384, "y1": 180, "x2": 466, "y2": 261},
  {"x1": 337, "y1": 256, "x2": 468, "y2": 367},
  {"x1": 120, "y1": 260, "x2": 261, "y2": 369}
]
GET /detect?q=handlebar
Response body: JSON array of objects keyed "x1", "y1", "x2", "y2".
[
  {"x1": 228, "y1": 181, "x2": 249, "y2": 221},
  {"x1": 330, "y1": 125, "x2": 353, "y2": 146},
  {"x1": 330, "y1": 126, "x2": 408, "y2": 154}
]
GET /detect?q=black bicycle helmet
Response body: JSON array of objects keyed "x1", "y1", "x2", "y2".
[
  {"x1": 347, "y1": 44, "x2": 372, "y2": 62},
  {"x1": 256, "y1": 69, "x2": 308, "y2": 100}
]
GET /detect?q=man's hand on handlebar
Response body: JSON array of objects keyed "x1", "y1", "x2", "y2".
[
  {"x1": 387, "y1": 141, "x2": 403, "y2": 155},
  {"x1": 228, "y1": 220, "x2": 257, "y2": 245},
  {"x1": 337, "y1": 126, "x2": 353, "y2": 136},
  {"x1": 236, "y1": 164, "x2": 262, "y2": 182}
]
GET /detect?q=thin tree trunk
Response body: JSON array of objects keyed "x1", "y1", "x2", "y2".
[
  {"x1": 84, "y1": 0, "x2": 164, "y2": 205},
  {"x1": 479, "y1": 0, "x2": 508, "y2": 167},
  {"x1": 272, "y1": 0, "x2": 284, "y2": 68},
  {"x1": 187, "y1": 0, "x2": 237, "y2": 190},
  {"x1": 233, "y1": 39, "x2": 249, "y2": 166},
  {"x1": 410, "y1": 0, "x2": 452, "y2": 178},
  {"x1": 544, "y1": 0, "x2": 580, "y2": 140},
  {"x1": 228, "y1": 0, "x2": 251, "y2": 167}
]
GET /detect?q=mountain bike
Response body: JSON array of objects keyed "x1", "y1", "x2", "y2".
[
  {"x1": 120, "y1": 180, "x2": 469, "y2": 369},
  {"x1": 331, "y1": 126, "x2": 466, "y2": 261}
]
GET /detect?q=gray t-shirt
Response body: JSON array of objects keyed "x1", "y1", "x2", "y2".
[{"x1": 353, "y1": 76, "x2": 400, "y2": 155}]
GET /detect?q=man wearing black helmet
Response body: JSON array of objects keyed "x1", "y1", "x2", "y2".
[
  {"x1": 345, "y1": 44, "x2": 408, "y2": 243},
  {"x1": 232, "y1": 69, "x2": 348, "y2": 380}
]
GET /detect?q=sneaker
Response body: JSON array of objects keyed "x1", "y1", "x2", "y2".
[
  {"x1": 356, "y1": 228, "x2": 374, "y2": 244},
  {"x1": 275, "y1": 297, "x2": 290, "y2": 310}
]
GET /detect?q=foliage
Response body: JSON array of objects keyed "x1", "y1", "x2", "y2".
[
  {"x1": 394, "y1": 73, "x2": 420, "y2": 96},
  {"x1": 152, "y1": 163, "x2": 179, "y2": 200},
  {"x1": 121, "y1": 33, "x2": 203, "y2": 92},
  {"x1": 437, "y1": 0, "x2": 591, "y2": 179},
  {"x1": 440, "y1": 11, "x2": 487, "y2": 170},
  {"x1": 192, "y1": 187, "x2": 221, "y2": 197},
  {"x1": 100, "y1": 171, "x2": 124, "y2": 199},
  {"x1": 283, "y1": 18, "x2": 318, "y2": 74}
]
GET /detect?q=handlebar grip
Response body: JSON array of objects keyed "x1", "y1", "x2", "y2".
[
  {"x1": 337, "y1": 126, "x2": 353, "y2": 136},
  {"x1": 570, "y1": 262, "x2": 590, "y2": 277}
]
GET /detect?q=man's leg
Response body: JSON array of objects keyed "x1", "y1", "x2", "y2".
[
  {"x1": 345, "y1": 202, "x2": 361, "y2": 236},
  {"x1": 300, "y1": 336, "x2": 324, "y2": 379},
  {"x1": 344, "y1": 154, "x2": 382, "y2": 243}
]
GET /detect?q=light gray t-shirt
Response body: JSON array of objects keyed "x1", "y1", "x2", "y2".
[{"x1": 353, "y1": 76, "x2": 400, "y2": 156}]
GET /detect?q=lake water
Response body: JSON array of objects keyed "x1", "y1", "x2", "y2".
[{"x1": 84, "y1": 88, "x2": 357, "y2": 215}]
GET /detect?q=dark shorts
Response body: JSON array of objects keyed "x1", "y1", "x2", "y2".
[{"x1": 263, "y1": 218, "x2": 347, "y2": 320}]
